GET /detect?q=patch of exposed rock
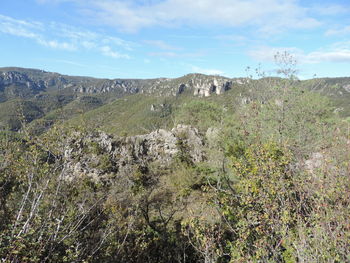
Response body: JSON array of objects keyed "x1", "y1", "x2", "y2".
[
  {"x1": 192, "y1": 77, "x2": 232, "y2": 97},
  {"x1": 343, "y1": 84, "x2": 350, "y2": 93},
  {"x1": 61, "y1": 125, "x2": 205, "y2": 181},
  {"x1": 0, "y1": 71, "x2": 46, "y2": 96},
  {"x1": 304, "y1": 152, "x2": 325, "y2": 173}
]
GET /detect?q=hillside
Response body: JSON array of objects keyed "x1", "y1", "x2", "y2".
[
  {"x1": 1, "y1": 66, "x2": 350, "y2": 262},
  {"x1": 1, "y1": 67, "x2": 350, "y2": 134},
  {"x1": 0, "y1": 67, "x2": 240, "y2": 131}
]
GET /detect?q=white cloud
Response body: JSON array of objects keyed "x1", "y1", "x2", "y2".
[
  {"x1": 100, "y1": 46, "x2": 130, "y2": 59},
  {"x1": 0, "y1": 14, "x2": 42, "y2": 39},
  {"x1": 325, "y1": 26, "x2": 350, "y2": 36},
  {"x1": 313, "y1": 4, "x2": 350, "y2": 16},
  {"x1": 37, "y1": 39, "x2": 77, "y2": 51},
  {"x1": 51, "y1": 0, "x2": 321, "y2": 33},
  {"x1": 191, "y1": 65, "x2": 224, "y2": 75},
  {"x1": 248, "y1": 45, "x2": 350, "y2": 65},
  {"x1": 0, "y1": 15, "x2": 76, "y2": 51},
  {"x1": 51, "y1": 22, "x2": 98, "y2": 40},
  {"x1": 0, "y1": 14, "x2": 132, "y2": 58},
  {"x1": 248, "y1": 46, "x2": 302, "y2": 62},
  {"x1": 102, "y1": 36, "x2": 135, "y2": 51},
  {"x1": 304, "y1": 50, "x2": 350, "y2": 63}
]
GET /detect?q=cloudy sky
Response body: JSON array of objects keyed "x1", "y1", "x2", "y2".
[{"x1": 1, "y1": 0, "x2": 350, "y2": 79}]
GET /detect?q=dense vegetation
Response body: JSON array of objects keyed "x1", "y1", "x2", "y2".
[{"x1": 1, "y1": 57, "x2": 350, "y2": 262}]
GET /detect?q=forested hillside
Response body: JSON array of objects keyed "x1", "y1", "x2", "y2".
[{"x1": 1, "y1": 60, "x2": 350, "y2": 262}]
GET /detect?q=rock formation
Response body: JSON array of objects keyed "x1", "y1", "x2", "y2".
[
  {"x1": 61, "y1": 125, "x2": 205, "y2": 182},
  {"x1": 192, "y1": 77, "x2": 232, "y2": 97}
]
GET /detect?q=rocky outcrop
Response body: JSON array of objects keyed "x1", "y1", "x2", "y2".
[
  {"x1": 149, "y1": 74, "x2": 238, "y2": 97},
  {"x1": 0, "y1": 71, "x2": 46, "y2": 96},
  {"x1": 192, "y1": 77, "x2": 232, "y2": 97},
  {"x1": 61, "y1": 125, "x2": 205, "y2": 181},
  {"x1": 72, "y1": 80, "x2": 143, "y2": 94}
]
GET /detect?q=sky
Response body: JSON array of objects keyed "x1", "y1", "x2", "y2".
[{"x1": 0, "y1": 0, "x2": 350, "y2": 79}]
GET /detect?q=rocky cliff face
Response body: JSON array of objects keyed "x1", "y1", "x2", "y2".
[
  {"x1": 0, "y1": 69, "x2": 137, "y2": 97},
  {"x1": 0, "y1": 71, "x2": 47, "y2": 98},
  {"x1": 61, "y1": 125, "x2": 205, "y2": 182},
  {"x1": 0, "y1": 68, "x2": 241, "y2": 100},
  {"x1": 191, "y1": 77, "x2": 232, "y2": 96},
  {"x1": 143, "y1": 74, "x2": 240, "y2": 97}
]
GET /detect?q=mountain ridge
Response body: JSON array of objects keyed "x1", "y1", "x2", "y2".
[
  {"x1": 0, "y1": 67, "x2": 240, "y2": 98},
  {"x1": 1, "y1": 66, "x2": 350, "y2": 133}
]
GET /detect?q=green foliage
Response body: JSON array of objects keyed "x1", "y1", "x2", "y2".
[
  {"x1": 174, "y1": 132, "x2": 194, "y2": 166},
  {"x1": 182, "y1": 218, "x2": 226, "y2": 263},
  {"x1": 220, "y1": 142, "x2": 297, "y2": 261},
  {"x1": 209, "y1": 135, "x2": 350, "y2": 262},
  {"x1": 222, "y1": 86, "x2": 335, "y2": 158},
  {"x1": 1, "y1": 63, "x2": 350, "y2": 262},
  {"x1": 0, "y1": 99, "x2": 44, "y2": 131},
  {"x1": 68, "y1": 94, "x2": 179, "y2": 136},
  {"x1": 175, "y1": 100, "x2": 224, "y2": 132}
]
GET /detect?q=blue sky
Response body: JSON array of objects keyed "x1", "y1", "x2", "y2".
[{"x1": 1, "y1": 0, "x2": 350, "y2": 79}]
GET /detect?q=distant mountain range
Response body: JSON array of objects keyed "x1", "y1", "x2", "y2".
[
  {"x1": 0, "y1": 67, "x2": 242, "y2": 99},
  {"x1": 1, "y1": 67, "x2": 349, "y2": 134}
]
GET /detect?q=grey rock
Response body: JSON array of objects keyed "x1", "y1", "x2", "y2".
[
  {"x1": 241, "y1": 97, "x2": 251, "y2": 105},
  {"x1": 192, "y1": 77, "x2": 232, "y2": 97},
  {"x1": 61, "y1": 125, "x2": 205, "y2": 181},
  {"x1": 304, "y1": 152, "x2": 324, "y2": 173},
  {"x1": 343, "y1": 84, "x2": 350, "y2": 92}
]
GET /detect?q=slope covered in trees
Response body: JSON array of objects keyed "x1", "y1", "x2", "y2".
[{"x1": 1, "y1": 57, "x2": 350, "y2": 262}]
